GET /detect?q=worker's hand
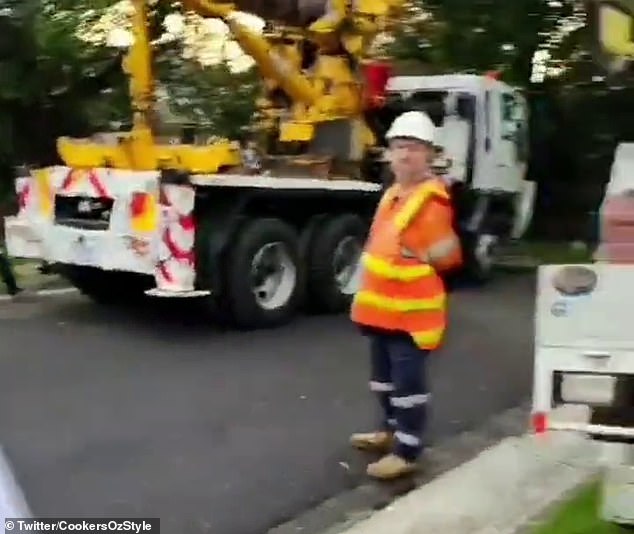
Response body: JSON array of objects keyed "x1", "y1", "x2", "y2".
[
  {"x1": 402, "y1": 235, "x2": 461, "y2": 271},
  {"x1": 399, "y1": 193, "x2": 463, "y2": 272},
  {"x1": 426, "y1": 236, "x2": 460, "y2": 264}
]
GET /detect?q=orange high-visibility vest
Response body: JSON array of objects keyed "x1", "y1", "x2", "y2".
[{"x1": 350, "y1": 179, "x2": 455, "y2": 350}]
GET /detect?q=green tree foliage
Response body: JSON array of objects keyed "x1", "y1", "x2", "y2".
[
  {"x1": 390, "y1": 0, "x2": 579, "y2": 86},
  {"x1": 0, "y1": 0, "x2": 127, "y2": 178},
  {"x1": 156, "y1": 51, "x2": 258, "y2": 139}
]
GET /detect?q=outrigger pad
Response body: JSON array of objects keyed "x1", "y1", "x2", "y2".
[{"x1": 145, "y1": 288, "x2": 211, "y2": 298}]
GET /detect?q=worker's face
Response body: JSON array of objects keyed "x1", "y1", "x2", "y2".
[{"x1": 388, "y1": 138, "x2": 433, "y2": 184}]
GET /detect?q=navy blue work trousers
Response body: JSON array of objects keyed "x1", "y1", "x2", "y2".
[{"x1": 369, "y1": 333, "x2": 429, "y2": 461}]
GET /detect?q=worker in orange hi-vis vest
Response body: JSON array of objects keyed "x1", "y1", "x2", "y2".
[{"x1": 349, "y1": 110, "x2": 463, "y2": 480}]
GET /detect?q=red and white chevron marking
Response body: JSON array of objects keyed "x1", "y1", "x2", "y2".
[
  {"x1": 155, "y1": 184, "x2": 196, "y2": 291},
  {"x1": 15, "y1": 177, "x2": 32, "y2": 215},
  {"x1": 59, "y1": 168, "x2": 111, "y2": 198}
]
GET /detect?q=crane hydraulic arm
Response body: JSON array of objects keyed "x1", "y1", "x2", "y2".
[
  {"x1": 182, "y1": 1, "x2": 317, "y2": 106},
  {"x1": 57, "y1": 0, "x2": 404, "y2": 174},
  {"x1": 180, "y1": 0, "x2": 405, "y2": 157}
]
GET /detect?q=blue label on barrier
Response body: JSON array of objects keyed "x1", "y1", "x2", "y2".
[{"x1": 551, "y1": 300, "x2": 569, "y2": 317}]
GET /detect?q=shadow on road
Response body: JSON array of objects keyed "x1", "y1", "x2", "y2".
[
  {"x1": 26, "y1": 269, "x2": 535, "y2": 343},
  {"x1": 52, "y1": 296, "x2": 231, "y2": 334}
]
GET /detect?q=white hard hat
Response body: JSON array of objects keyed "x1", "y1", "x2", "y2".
[{"x1": 385, "y1": 111, "x2": 435, "y2": 145}]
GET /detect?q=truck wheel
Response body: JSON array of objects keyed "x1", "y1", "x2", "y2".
[
  {"x1": 464, "y1": 233, "x2": 498, "y2": 284},
  {"x1": 225, "y1": 217, "x2": 304, "y2": 328},
  {"x1": 306, "y1": 213, "x2": 366, "y2": 313}
]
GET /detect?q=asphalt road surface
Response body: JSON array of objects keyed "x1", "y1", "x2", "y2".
[{"x1": 0, "y1": 272, "x2": 535, "y2": 534}]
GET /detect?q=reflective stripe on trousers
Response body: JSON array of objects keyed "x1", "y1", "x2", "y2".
[{"x1": 368, "y1": 333, "x2": 429, "y2": 461}]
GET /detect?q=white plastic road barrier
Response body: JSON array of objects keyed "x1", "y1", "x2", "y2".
[{"x1": 0, "y1": 446, "x2": 31, "y2": 527}]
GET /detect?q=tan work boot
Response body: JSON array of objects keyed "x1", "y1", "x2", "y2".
[
  {"x1": 366, "y1": 453, "x2": 417, "y2": 480},
  {"x1": 350, "y1": 431, "x2": 393, "y2": 452}
]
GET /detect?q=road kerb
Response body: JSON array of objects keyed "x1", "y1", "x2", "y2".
[{"x1": 325, "y1": 431, "x2": 600, "y2": 534}]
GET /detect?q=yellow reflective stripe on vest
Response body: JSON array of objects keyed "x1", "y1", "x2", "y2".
[
  {"x1": 361, "y1": 252, "x2": 433, "y2": 281},
  {"x1": 354, "y1": 290, "x2": 445, "y2": 312},
  {"x1": 394, "y1": 183, "x2": 449, "y2": 232},
  {"x1": 411, "y1": 327, "x2": 444, "y2": 348}
]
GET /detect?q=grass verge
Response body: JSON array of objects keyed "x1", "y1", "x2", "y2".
[
  {"x1": 0, "y1": 260, "x2": 69, "y2": 295},
  {"x1": 496, "y1": 240, "x2": 593, "y2": 271},
  {"x1": 521, "y1": 241, "x2": 593, "y2": 264},
  {"x1": 532, "y1": 481, "x2": 632, "y2": 534}
]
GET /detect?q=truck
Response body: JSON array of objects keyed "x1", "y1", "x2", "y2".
[
  {"x1": 3, "y1": 0, "x2": 535, "y2": 329},
  {"x1": 531, "y1": 0, "x2": 634, "y2": 526}
]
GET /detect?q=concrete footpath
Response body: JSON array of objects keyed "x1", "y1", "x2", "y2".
[{"x1": 322, "y1": 429, "x2": 600, "y2": 534}]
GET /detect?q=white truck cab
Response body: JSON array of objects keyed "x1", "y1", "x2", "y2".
[{"x1": 384, "y1": 73, "x2": 534, "y2": 281}]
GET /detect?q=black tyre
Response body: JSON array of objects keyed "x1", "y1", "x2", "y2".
[
  {"x1": 225, "y1": 217, "x2": 304, "y2": 328},
  {"x1": 306, "y1": 213, "x2": 367, "y2": 313},
  {"x1": 62, "y1": 266, "x2": 152, "y2": 305}
]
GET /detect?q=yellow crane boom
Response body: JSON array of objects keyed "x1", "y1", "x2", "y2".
[
  {"x1": 57, "y1": 0, "x2": 404, "y2": 174},
  {"x1": 587, "y1": 0, "x2": 633, "y2": 70},
  {"x1": 182, "y1": 1, "x2": 318, "y2": 105}
]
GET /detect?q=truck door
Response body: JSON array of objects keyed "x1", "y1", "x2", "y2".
[
  {"x1": 511, "y1": 90, "x2": 530, "y2": 176},
  {"x1": 474, "y1": 86, "x2": 500, "y2": 191},
  {"x1": 438, "y1": 92, "x2": 476, "y2": 186},
  {"x1": 495, "y1": 88, "x2": 526, "y2": 192}
]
